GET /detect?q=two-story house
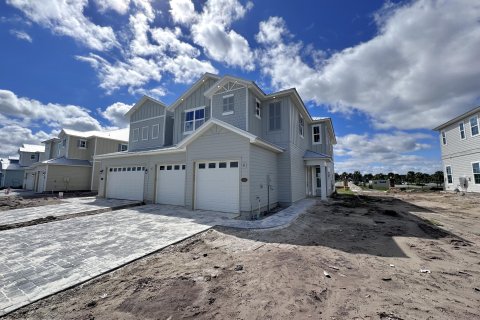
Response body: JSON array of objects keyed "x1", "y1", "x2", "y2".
[
  {"x1": 95, "y1": 74, "x2": 336, "y2": 215},
  {"x1": 25, "y1": 128, "x2": 129, "y2": 193},
  {"x1": 0, "y1": 156, "x2": 24, "y2": 188},
  {"x1": 434, "y1": 105, "x2": 480, "y2": 193}
]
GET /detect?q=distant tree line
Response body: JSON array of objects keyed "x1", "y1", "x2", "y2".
[{"x1": 335, "y1": 171, "x2": 445, "y2": 186}]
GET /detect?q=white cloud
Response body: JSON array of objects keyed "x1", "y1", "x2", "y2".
[
  {"x1": 0, "y1": 125, "x2": 50, "y2": 159},
  {"x1": 170, "y1": 0, "x2": 255, "y2": 70},
  {"x1": 7, "y1": 0, "x2": 118, "y2": 51},
  {"x1": 94, "y1": 0, "x2": 131, "y2": 15},
  {"x1": 256, "y1": 0, "x2": 480, "y2": 130},
  {"x1": 9, "y1": 29, "x2": 32, "y2": 42},
  {"x1": 0, "y1": 89, "x2": 102, "y2": 131},
  {"x1": 100, "y1": 102, "x2": 132, "y2": 128},
  {"x1": 334, "y1": 131, "x2": 440, "y2": 174}
]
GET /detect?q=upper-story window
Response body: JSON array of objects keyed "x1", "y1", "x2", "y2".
[
  {"x1": 118, "y1": 143, "x2": 128, "y2": 152},
  {"x1": 152, "y1": 124, "x2": 159, "y2": 139},
  {"x1": 30, "y1": 154, "x2": 36, "y2": 160},
  {"x1": 312, "y1": 125, "x2": 321, "y2": 144},
  {"x1": 441, "y1": 131, "x2": 447, "y2": 145},
  {"x1": 470, "y1": 116, "x2": 479, "y2": 136},
  {"x1": 142, "y1": 126, "x2": 148, "y2": 140},
  {"x1": 184, "y1": 107, "x2": 205, "y2": 134},
  {"x1": 132, "y1": 128, "x2": 139, "y2": 142},
  {"x1": 299, "y1": 115, "x2": 304, "y2": 138},
  {"x1": 459, "y1": 122, "x2": 466, "y2": 139},
  {"x1": 78, "y1": 139, "x2": 87, "y2": 149},
  {"x1": 445, "y1": 165, "x2": 453, "y2": 184},
  {"x1": 223, "y1": 95, "x2": 234, "y2": 115},
  {"x1": 255, "y1": 99, "x2": 261, "y2": 119},
  {"x1": 269, "y1": 101, "x2": 281, "y2": 131},
  {"x1": 472, "y1": 162, "x2": 480, "y2": 184}
]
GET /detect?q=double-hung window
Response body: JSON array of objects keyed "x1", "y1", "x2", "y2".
[
  {"x1": 30, "y1": 154, "x2": 36, "y2": 160},
  {"x1": 142, "y1": 126, "x2": 148, "y2": 140},
  {"x1": 312, "y1": 125, "x2": 321, "y2": 144},
  {"x1": 446, "y1": 166, "x2": 453, "y2": 184},
  {"x1": 470, "y1": 116, "x2": 479, "y2": 136},
  {"x1": 299, "y1": 115, "x2": 304, "y2": 138},
  {"x1": 473, "y1": 162, "x2": 480, "y2": 184},
  {"x1": 269, "y1": 101, "x2": 281, "y2": 131},
  {"x1": 459, "y1": 122, "x2": 466, "y2": 139},
  {"x1": 152, "y1": 124, "x2": 159, "y2": 139},
  {"x1": 62, "y1": 138, "x2": 67, "y2": 147},
  {"x1": 223, "y1": 95, "x2": 234, "y2": 114},
  {"x1": 255, "y1": 99, "x2": 261, "y2": 119},
  {"x1": 441, "y1": 131, "x2": 447, "y2": 145},
  {"x1": 184, "y1": 107, "x2": 205, "y2": 133},
  {"x1": 132, "y1": 128, "x2": 139, "y2": 142}
]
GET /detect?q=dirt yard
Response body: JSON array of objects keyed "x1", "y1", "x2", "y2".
[
  {"x1": 4, "y1": 191, "x2": 480, "y2": 320},
  {"x1": 0, "y1": 196, "x2": 64, "y2": 211}
]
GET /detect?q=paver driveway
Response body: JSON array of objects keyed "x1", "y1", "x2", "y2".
[
  {"x1": 0, "y1": 197, "x2": 140, "y2": 226},
  {"x1": 0, "y1": 205, "x2": 234, "y2": 315}
]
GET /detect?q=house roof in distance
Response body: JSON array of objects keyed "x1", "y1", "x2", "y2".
[
  {"x1": 19, "y1": 144, "x2": 45, "y2": 153},
  {"x1": 61, "y1": 128, "x2": 129, "y2": 142},
  {"x1": 433, "y1": 105, "x2": 480, "y2": 131}
]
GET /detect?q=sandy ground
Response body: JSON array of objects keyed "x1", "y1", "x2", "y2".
[
  {"x1": 0, "y1": 196, "x2": 64, "y2": 211},
  {"x1": 4, "y1": 191, "x2": 480, "y2": 320}
]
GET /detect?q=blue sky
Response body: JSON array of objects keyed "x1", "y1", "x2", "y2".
[{"x1": 1, "y1": 0, "x2": 479, "y2": 173}]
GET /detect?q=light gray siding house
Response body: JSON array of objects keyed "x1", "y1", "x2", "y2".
[
  {"x1": 434, "y1": 106, "x2": 480, "y2": 193},
  {"x1": 0, "y1": 157, "x2": 24, "y2": 188},
  {"x1": 24, "y1": 128, "x2": 129, "y2": 193},
  {"x1": 95, "y1": 73, "x2": 336, "y2": 215}
]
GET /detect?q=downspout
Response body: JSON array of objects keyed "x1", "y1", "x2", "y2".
[{"x1": 245, "y1": 86, "x2": 249, "y2": 132}]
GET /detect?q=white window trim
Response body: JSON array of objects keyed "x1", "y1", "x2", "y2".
[
  {"x1": 184, "y1": 106, "x2": 206, "y2": 134},
  {"x1": 312, "y1": 124, "x2": 322, "y2": 145},
  {"x1": 152, "y1": 124, "x2": 159, "y2": 139},
  {"x1": 222, "y1": 94, "x2": 234, "y2": 98},
  {"x1": 459, "y1": 122, "x2": 466, "y2": 140},
  {"x1": 445, "y1": 165, "x2": 453, "y2": 184},
  {"x1": 299, "y1": 114, "x2": 304, "y2": 138},
  {"x1": 441, "y1": 131, "x2": 447, "y2": 145},
  {"x1": 142, "y1": 126, "x2": 148, "y2": 140},
  {"x1": 222, "y1": 111, "x2": 234, "y2": 116},
  {"x1": 470, "y1": 115, "x2": 479, "y2": 137},
  {"x1": 78, "y1": 139, "x2": 87, "y2": 149},
  {"x1": 132, "y1": 128, "x2": 139, "y2": 142},
  {"x1": 255, "y1": 98, "x2": 261, "y2": 119},
  {"x1": 222, "y1": 95, "x2": 234, "y2": 114},
  {"x1": 472, "y1": 161, "x2": 480, "y2": 185}
]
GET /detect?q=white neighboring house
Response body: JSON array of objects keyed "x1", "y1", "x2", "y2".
[{"x1": 433, "y1": 106, "x2": 480, "y2": 193}]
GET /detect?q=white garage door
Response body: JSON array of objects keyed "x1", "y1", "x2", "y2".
[
  {"x1": 195, "y1": 161, "x2": 240, "y2": 213},
  {"x1": 25, "y1": 173, "x2": 35, "y2": 190},
  {"x1": 106, "y1": 166, "x2": 145, "y2": 201},
  {"x1": 156, "y1": 164, "x2": 186, "y2": 205}
]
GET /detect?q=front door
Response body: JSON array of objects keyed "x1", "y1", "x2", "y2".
[{"x1": 315, "y1": 167, "x2": 322, "y2": 197}]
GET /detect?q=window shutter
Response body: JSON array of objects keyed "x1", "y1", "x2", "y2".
[
  {"x1": 85, "y1": 140, "x2": 88, "y2": 148},
  {"x1": 205, "y1": 106, "x2": 211, "y2": 121},
  {"x1": 276, "y1": 102, "x2": 281, "y2": 130},
  {"x1": 77, "y1": 139, "x2": 80, "y2": 147}
]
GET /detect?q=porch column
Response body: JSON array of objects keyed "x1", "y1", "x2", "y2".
[
  {"x1": 311, "y1": 167, "x2": 316, "y2": 196},
  {"x1": 320, "y1": 164, "x2": 327, "y2": 201}
]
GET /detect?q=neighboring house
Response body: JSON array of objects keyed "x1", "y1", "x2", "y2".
[
  {"x1": 18, "y1": 144, "x2": 45, "y2": 189},
  {"x1": 95, "y1": 73, "x2": 336, "y2": 215},
  {"x1": 25, "y1": 128, "x2": 129, "y2": 193},
  {"x1": 433, "y1": 106, "x2": 480, "y2": 192},
  {"x1": 0, "y1": 156, "x2": 23, "y2": 188}
]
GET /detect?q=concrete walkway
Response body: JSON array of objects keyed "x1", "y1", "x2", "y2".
[
  {"x1": 0, "y1": 198, "x2": 316, "y2": 315},
  {"x1": 0, "y1": 197, "x2": 141, "y2": 226}
]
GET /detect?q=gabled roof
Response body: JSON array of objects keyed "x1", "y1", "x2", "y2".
[
  {"x1": 203, "y1": 75, "x2": 265, "y2": 98},
  {"x1": 124, "y1": 95, "x2": 167, "y2": 118},
  {"x1": 169, "y1": 73, "x2": 221, "y2": 110},
  {"x1": 177, "y1": 119, "x2": 284, "y2": 153},
  {"x1": 19, "y1": 144, "x2": 45, "y2": 153},
  {"x1": 433, "y1": 105, "x2": 480, "y2": 131},
  {"x1": 61, "y1": 128, "x2": 129, "y2": 142}
]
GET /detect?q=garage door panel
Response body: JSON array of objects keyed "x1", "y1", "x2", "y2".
[
  {"x1": 156, "y1": 164, "x2": 185, "y2": 206},
  {"x1": 195, "y1": 161, "x2": 240, "y2": 213},
  {"x1": 106, "y1": 166, "x2": 145, "y2": 201}
]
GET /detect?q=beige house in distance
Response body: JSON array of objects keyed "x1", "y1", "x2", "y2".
[{"x1": 24, "y1": 128, "x2": 129, "y2": 193}]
